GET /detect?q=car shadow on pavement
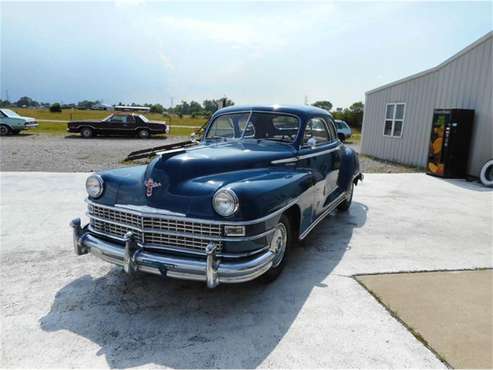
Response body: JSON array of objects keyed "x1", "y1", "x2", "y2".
[{"x1": 40, "y1": 202, "x2": 367, "y2": 369}]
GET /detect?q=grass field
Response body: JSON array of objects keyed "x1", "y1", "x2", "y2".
[{"x1": 13, "y1": 108, "x2": 205, "y2": 136}]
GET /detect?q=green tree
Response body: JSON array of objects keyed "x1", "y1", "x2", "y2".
[
  {"x1": 312, "y1": 100, "x2": 333, "y2": 112},
  {"x1": 150, "y1": 104, "x2": 164, "y2": 114},
  {"x1": 16, "y1": 96, "x2": 37, "y2": 107},
  {"x1": 49, "y1": 103, "x2": 62, "y2": 113}
]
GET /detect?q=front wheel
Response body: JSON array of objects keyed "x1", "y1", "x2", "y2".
[
  {"x1": 261, "y1": 214, "x2": 292, "y2": 283},
  {"x1": 338, "y1": 133, "x2": 346, "y2": 142},
  {"x1": 337, "y1": 182, "x2": 354, "y2": 211},
  {"x1": 80, "y1": 127, "x2": 94, "y2": 138},
  {"x1": 0, "y1": 125, "x2": 11, "y2": 136}
]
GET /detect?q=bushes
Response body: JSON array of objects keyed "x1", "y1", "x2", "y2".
[{"x1": 49, "y1": 103, "x2": 62, "y2": 113}]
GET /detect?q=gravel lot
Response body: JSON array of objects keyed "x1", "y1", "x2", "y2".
[
  {"x1": 0, "y1": 133, "x2": 420, "y2": 173},
  {"x1": 0, "y1": 134, "x2": 187, "y2": 172}
]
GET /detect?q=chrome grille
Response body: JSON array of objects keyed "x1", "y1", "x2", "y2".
[
  {"x1": 88, "y1": 204, "x2": 141, "y2": 228},
  {"x1": 90, "y1": 218, "x2": 143, "y2": 241},
  {"x1": 144, "y1": 233, "x2": 214, "y2": 251},
  {"x1": 88, "y1": 203, "x2": 222, "y2": 252},
  {"x1": 143, "y1": 217, "x2": 221, "y2": 236}
]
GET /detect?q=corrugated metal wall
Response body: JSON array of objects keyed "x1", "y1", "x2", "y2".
[{"x1": 361, "y1": 35, "x2": 492, "y2": 176}]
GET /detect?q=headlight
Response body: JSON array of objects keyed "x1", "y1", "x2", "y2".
[
  {"x1": 212, "y1": 188, "x2": 239, "y2": 217},
  {"x1": 86, "y1": 174, "x2": 104, "y2": 198}
]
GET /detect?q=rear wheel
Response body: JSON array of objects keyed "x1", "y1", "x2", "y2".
[
  {"x1": 338, "y1": 133, "x2": 346, "y2": 142},
  {"x1": 0, "y1": 125, "x2": 11, "y2": 136},
  {"x1": 261, "y1": 214, "x2": 292, "y2": 283},
  {"x1": 337, "y1": 182, "x2": 354, "y2": 211},
  {"x1": 137, "y1": 129, "x2": 150, "y2": 139},
  {"x1": 80, "y1": 127, "x2": 94, "y2": 138}
]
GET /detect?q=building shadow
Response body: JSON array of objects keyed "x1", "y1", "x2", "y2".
[{"x1": 40, "y1": 202, "x2": 367, "y2": 368}]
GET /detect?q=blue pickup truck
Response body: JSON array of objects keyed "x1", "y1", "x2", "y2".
[{"x1": 71, "y1": 105, "x2": 363, "y2": 288}]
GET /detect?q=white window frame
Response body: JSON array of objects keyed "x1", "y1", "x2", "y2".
[{"x1": 383, "y1": 102, "x2": 406, "y2": 138}]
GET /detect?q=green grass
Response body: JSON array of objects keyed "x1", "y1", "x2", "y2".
[
  {"x1": 30, "y1": 120, "x2": 196, "y2": 137},
  {"x1": 15, "y1": 108, "x2": 206, "y2": 127}
]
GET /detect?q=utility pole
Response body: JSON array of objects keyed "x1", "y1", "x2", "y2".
[
  {"x1": 170, "y1": 97, "x2": 174, "y2": 108},
  {"x1": 5, "y1": 89, "x2": 9, "y2": 102},
  {"x1": 304, "y1": 95, "x2": 308, "y2": 105}
]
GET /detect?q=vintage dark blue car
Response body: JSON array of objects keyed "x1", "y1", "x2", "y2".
[{"x1": 71, "y1": 105, "x2": 363, "y2": 288}]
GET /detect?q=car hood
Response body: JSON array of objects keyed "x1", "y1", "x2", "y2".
[
  {"x1": 96, "y1": 140, "x2": 298, "y2": 218},
  {"x1": 150, "y1": 140, "x2": 296, "y2": 185},
  {"x1": 21, "y1": 116, "x2": 36, "y2": 122}
]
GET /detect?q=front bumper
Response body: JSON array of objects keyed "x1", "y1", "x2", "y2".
[
  {"x1": 70, "y1": 218, "x2": 275, "y2": 288},
  {"x1": 24, "y1": 122, "x2": 38, "y2": 129}
]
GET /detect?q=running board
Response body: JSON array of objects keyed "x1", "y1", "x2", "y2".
[{"x1": 299, "y1": 192, "x2": 347, "y2": 240}]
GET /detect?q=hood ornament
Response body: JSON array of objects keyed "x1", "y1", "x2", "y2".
[{"x1": 144, "y1": 178, "x2": 162, "y2": 197}]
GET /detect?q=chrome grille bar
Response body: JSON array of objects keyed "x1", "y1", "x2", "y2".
[{"x1": 88, "y1": 203, "x2": 223, "y2": 252}]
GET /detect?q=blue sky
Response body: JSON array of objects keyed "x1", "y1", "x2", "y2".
[{"x1": 1, "y1": 1, "x2": 491, "y2": 108}]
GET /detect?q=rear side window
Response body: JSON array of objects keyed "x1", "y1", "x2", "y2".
[{"x1": 303, "y1": 117, "x2": 337, "y2": 146}]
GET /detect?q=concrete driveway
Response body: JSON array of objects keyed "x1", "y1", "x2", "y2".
[{"x1": 0, "y1": 172, "x2": 491, "y2": 368}]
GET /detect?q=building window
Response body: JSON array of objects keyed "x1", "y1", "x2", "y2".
[{"x1": 384, "y1": 103, "x2": 405, "y2": 137}]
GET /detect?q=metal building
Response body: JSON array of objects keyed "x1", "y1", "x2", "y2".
[{"x1": 361, "y1": 31, "x2": 492, "y2": 177}]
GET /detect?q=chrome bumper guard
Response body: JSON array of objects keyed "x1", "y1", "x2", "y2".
[{"x1": 70, "y1": 218, "x2": 274, "y2": 288}]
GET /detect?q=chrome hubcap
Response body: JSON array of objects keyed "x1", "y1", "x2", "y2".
[{"x1": 270, "y1": 223, "x2": 287, "y2": 267}]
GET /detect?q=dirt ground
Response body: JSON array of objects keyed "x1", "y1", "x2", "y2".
[
  {"x1": 0, "y1": 133, "x2": 420, "y2": 173},
  {"x1": 356, "y1": 269, "x2": 493, "y2": 369}
]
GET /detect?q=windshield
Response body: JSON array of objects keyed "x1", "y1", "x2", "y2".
[
  {"x1": 102, "y1": 114, "x2": 113, "y2": 121},
  {"x1": 1, "y1": 109, "x2": 21, "y2": 118},
  {"x1": 205, "y1": 112, "x2": 300, "y2": 143},
  {"x1": 138, "y1": 114, "x2": 149, "y2": 123}
]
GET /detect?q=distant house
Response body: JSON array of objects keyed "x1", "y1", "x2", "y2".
[
  {"x1": 91, "y1": 103, "x2": 114, "y2": 111},
  {"x1": 114, "y1": 105, "x2": 150, "y2": 113},
  {"x1": 361, "y1": 32, "x2": 492, "y2": 177}
]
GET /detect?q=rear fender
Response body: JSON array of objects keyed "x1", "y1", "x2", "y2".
[{"x1": 337, "y1": 145, "x2": 361, "y2": 191}]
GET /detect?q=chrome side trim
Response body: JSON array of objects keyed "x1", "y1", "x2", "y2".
[
  {"x1": 270, "y1": 145, "x2": 341, "y2": 164},
  {"x1": 86, "y1": 197, "x2": 299, "y2": 226},
  {"x1": 299, "y1": 192, "x2": 346, "y2": 240},
  {"x1": 271, "y1": 157, "x2": 298, "y2": 164},
  {"x1": 298, "y1": 145, "x2": 340, "y2": 160}
]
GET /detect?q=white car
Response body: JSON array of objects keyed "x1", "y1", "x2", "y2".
[
  {"x1": 335, "y1": 120, "x2": 352, "y2": 142},
  {"x1": 0, "y1": 108, "x2": 38, "y2": 136}
]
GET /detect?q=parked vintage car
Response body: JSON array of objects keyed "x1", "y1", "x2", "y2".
[
  {"x1": 71, "y1": 105, "x2": 363, "y2": 287},
  {"x1": 0, "y1": 108, "x2": 38, "y2": 136},
  {"x1": 334, "y1": 119, "x2": 352, "y2": 142},
  {"x1": 67, "y1": 113, "x2": 169, "y2": 138}
]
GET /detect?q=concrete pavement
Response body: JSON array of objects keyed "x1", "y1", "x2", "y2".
[{"x1": 0, "y1": 172, "x2": 491, "y2": 368}]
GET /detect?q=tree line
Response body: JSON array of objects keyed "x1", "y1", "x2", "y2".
[{"x1": 1, "y1": 96, "x2": 364, "y2": 128}]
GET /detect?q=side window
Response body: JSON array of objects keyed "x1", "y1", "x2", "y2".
[
  {"x1": 303, "y1": 118, "x2": 329, "y2": 146},
  {"x1": 325, "y1": 118, "x2": 337, "y2": 141},
  {"x1": 127, "y1": 115, "x2": 135, "y2": 124},
  {"x1": 207, "y1": 116, "x2": 234, "y2": 138},
  {"x1": 110, "y1": 115, "x2": 127, "y2": 123}
]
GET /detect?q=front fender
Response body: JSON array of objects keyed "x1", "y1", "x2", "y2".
[{"x1": 185, "y1": 168, "x2": 313, "y2": 221}]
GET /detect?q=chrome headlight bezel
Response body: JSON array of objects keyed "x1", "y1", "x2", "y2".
[
  {"x1": 86, "y1": 174, "x2": 104, "y2": 198},
  {"x1": 212, "y1": 188, "x2": 239, "y2": 217}
]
